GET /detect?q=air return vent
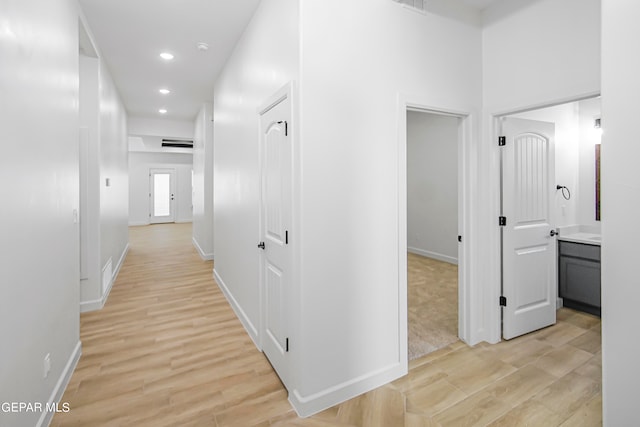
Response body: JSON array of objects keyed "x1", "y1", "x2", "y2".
[
  {"x1": 161, "y1": 138, "x2": 193, "y2": 148},
  {"x1": 392, "y1": 0, "x2": 426, "y2": 12}
]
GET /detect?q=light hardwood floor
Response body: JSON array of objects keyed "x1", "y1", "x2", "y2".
[
  {"x1": 407, "y1": 253, "x2": 458, "y2": 360},
  {"x1": 53, "y1": 224, "x2": 601, "y2": 426}
]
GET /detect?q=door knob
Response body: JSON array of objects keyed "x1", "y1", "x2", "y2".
[
  {"x1": 257, "y1": 242, "x2": 265, "y2": 250},
  {"x1": 549, "y1": 229, "x2": 558, "y2": 237}
]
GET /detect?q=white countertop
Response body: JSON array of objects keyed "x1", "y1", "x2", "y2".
[{"x1": 558, "y1": 232, "x2": 601, "y2": 246}]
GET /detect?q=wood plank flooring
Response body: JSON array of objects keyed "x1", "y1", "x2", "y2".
[
  {"x1": 407, "y1": 253, "x2": 458, "y2": 360},
  {"x1": 53, "y1": 223, "x2": 601, "y2": 426}
]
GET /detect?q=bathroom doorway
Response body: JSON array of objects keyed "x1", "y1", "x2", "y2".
[{"x1": 498, "y1": 96, "x2": 602, "y2": 338}]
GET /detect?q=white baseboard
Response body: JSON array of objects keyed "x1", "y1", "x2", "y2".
[
  {"x1": 290, "y1": 361, "x2": 406, "y2": 417},
  {"x1": 128, "y1": 220, "x2": 150, "y2": 226},
  {"x1": 80, "y1": 243, "x2": 129, "y2": 313},
  {"x1": 175, "y1": 219, "x2": 193, "y2": 224},
  {"x1": 213, "y1": 269, "x2": 260, "y2": 350},
  {"x1": 36, "y1": 340, "x2": 81, "y2": 427},
  {"x1": 408, "y1": 247, "x2": 458, "y2": 265},
  {"x1": 192, "y1": 237, "x2": 214, "y2": 261}
]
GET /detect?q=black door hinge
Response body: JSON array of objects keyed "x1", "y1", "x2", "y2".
[
  {"x1": 498, "y1": 136, "x2": 506, "y2": 146},
  {"x1": 458, "y1": 235, "x2": 462, "y2": 242},
  {"x1": 499, "y1": 216, "x2": 507, "y2": 226},
  {"x1": 278, "y1": 120, "x2": 288, "y2": 136},
  {"x1": 285, "y1": 230, "x2": 289, "y2": 245},
  {"x1": 500, "y1": 296, "x2": 507, "y2": 306},
  {"x1": 286, "y1": 338, "x2": 289, "y2": 352}
]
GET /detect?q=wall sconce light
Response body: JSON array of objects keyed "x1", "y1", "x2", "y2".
[{"x1": 594, "y1": 117, "x2": 602, "y2": 141}]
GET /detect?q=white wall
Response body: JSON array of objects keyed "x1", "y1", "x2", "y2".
[
  {"x1": 481, "y1": 0, "x2": 601, "y2": 343},
  {"x1": 213, "y1": 0, "x2": 299, "y2": 350},
  {"x1": 128, "y1": 116, "x2": 195, "y2": 138},
  {"x1": 0, "y1": 1, "x2": 81, "y2": 425},
  {"x1": 601, "y1": 1, "x2": 640, "y2": 424},
  {"x1": 192, "y1": 103, "x2": 214, "y2": 259},
  {"x1": 294, "y1": 0, "x2": 481, "y2": 415},
  {"x1": 77, "y1": 15, "x2": 130, "y2": 313},
  {"x1": 129, "y1": 152, "x2": 193, "y2": 225},
  {"x1": 79, "y1": 53, "x2": 102, "y2": 307},
  {"x1": 407, "y1": 112, "x2": 459, "y2": 264}
]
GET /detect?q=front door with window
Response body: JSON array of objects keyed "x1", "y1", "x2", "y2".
[{"x1": 150, "y1": 168, "x2": 176, "y2": 224}]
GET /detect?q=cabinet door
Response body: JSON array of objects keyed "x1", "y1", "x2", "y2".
[{"x1": 559, "y1": 256, "x2": 601, "y2": 307}]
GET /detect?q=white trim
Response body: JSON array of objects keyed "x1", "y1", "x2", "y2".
[
  {"x1": 192, "y1": 237, "x2": 214, "y2": 260},
  {"x1": 490, "y1": 91, "x2": 601, "y2": 118},
  {"x1": 36, "y1": 341, "x2": 81, "y2": 427},
  {"x1": 128, "y1": 221, "x2": 150, "y2": 226},
  {"x1": 408, "y1": 247, "x2": 458, "y2": 265},
  {"x1": 289, "y1": 362, "x2": 404, "y2": 417},
  {"x1": 397, "y1": 94, "x2": 476, "y2": 346},
  {"x1": 80, "y1": 243, "x2": 129, "y2": 313},
  {"x1": 175, "y1": 219, "x2": 193, "y2": 224},
  {"x1": 213, "y1": 269, "x2": 260, "y2": 350}
]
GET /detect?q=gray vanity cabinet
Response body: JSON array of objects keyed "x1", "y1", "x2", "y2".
[{"x1": 558, "y1": 241, "x2": 601, "y2": 316}]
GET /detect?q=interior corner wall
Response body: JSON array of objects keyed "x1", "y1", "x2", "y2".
[
  {"x1": 407, "y1": 112, "x2": 459, "y2": 264},
  {"x1": 480, "y1": 0, "x2": 601, "y2": 344},
  {"x1": 482, "y1": 0, "x2": 601, "y2": 112},
  {"x1": 0, "y1": 1, "x2": 81, "y2": 425},
  {"x1": 601, "y1": 1, "x2": 640, "y2": 424},
  {"x1": 192, "y1": 103, "x2": 214, "y2": 259},
  {"x1": 213, "y1": 0, "x2": 299, "y2": 347},
  {"x1": 295, "y1": 0, "x2": 481, "y2": 415},
  {"x1": 128, "y1": 152, "x2": 194, "y2": 225},
  {"x1": 98, "y1": 61, "x2": 129, "y2": 299}
]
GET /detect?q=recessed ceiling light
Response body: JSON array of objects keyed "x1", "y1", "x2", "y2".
[
  {"x1": 159, "y1": 109, "x2": 167, "y2": 114},
  {"x1": 196, "y1": 42, "x2": 209, "y2": 52},
  {"x1": 159, "y1": 52, "x2": 174, "y2": 60},
  {"x1": 159, "y1": 88, "x2": 170, "y2": 95}
]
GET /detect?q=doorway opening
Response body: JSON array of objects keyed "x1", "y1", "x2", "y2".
[
  {"x1": 497, "y1": 95, "x2": 602, "y2": 340},
  {"x1": 406, "y1": 110, "x2": 461, "y2": 359}
]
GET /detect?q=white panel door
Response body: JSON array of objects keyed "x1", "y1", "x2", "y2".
[
  {"x1": 150, "y1": 168, "x2": 176, "y2": 224},
  {"x1": 259, "y1": 91, "x2": 292, "y2": 388},
  {"x1": 501, "y1": 117, "x2": 556, "y2": 340}
]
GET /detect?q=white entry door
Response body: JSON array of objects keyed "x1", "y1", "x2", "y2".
[
  {"x1": 150, "y1": 168, "x2": 176, "y2": 224},
  {"x1": 501, "y1": 117, "x2": 556, "y2": 340},
  {"x1": 259, "y1": 88, "x2": 292, "y2": 387}
]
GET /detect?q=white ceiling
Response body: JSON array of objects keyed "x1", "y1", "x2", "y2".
[
  {"x1": 459, "y1": 0, "x2": 501, "y2": 10},
  {"x1": 79, "y1": 0, "x2": 261, "y2": 121},
  {"x1": 79, "y1": 0, "x2": 500, "y2": 123}
]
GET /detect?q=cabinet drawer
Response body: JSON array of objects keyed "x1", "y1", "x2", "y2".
[{"x1": 559, "y1": 241, "x2": 600, "y2": 261}]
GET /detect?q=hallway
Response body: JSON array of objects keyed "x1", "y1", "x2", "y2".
[
  {"x1": 54, "y1": 224, "x2": 292, "y2": 426},
  {"x1": 53, "y1": 224, "x2": 602, "y2": 426}
]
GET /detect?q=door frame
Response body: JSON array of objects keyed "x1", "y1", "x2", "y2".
[
  {"x1": 397, "y1": 94, "x2": 474, "y2": 355},
  {"x1": 149, "y1": 168, "x2": 176, "y2": 224},
  {"x1": 488, "y1": 91, "x2": 601, "y2": 343}
]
